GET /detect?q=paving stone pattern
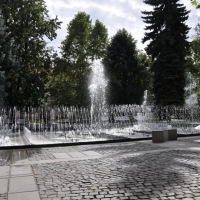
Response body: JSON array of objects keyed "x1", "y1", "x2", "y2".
[
  {"x1": 0, "y1": 151, "x2": 11, "y2": 166},
  {"x1": 179, "y1": 137, "x2": 200, "y2": 144},
  {"x1": 26, "y1": 149, "x2": 55, "y2": 161},
  {"x1": 31, "y1": 148, "x2": 200, "y2": 200},
  {"x1": 26, "y1": 142, "x2": 167, "y2": 161},
  {"x1": 0, "y1": 193, "x2": 7, "y2": 200},
  {"x1": 65, "y1": 142, "x2": 168, "y2": 155}
]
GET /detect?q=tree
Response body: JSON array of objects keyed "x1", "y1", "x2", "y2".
[
  {"x1": 47, "y1": 55, "x2": 76, "y2": 106},
  {"x1": 89, "y1": 19, "x2": 109, "y2": 60},
  {"x1": 189, "y1": 24, "x2": 200, "y2": 103},
  {"x1": 0, "y1": 10, "x2": 21, "y2": 106},
  {"x1": 189, "y1": 0, "x2": 200, "y2": 9},
  {"x1": 0, "y1": 0, "x2": 62, "y2": 107},
  {"x1": 142, "y1": 0, "x2": 190, "y2": 106},
  {"x1": 60, "y1": 12, "x2": 108, "y2": 106},
  {"x1": 103, "y1": 29, "x2": 149, "y2": 105}
]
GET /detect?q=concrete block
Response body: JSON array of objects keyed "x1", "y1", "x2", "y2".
[
  {"x1": 152, "y1": 130, "x2": 165, "y2": 143},
  {"x1": 165, "y1": 129, "x2": 177, "y2": 140}
]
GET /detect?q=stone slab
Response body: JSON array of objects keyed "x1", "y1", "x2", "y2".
[
  {"x1": 0, "y1": 179, "x2": 8, "y2": 193},
  {"x1": 67, "y1": 152, "x2": 86, "y2": 158},
  {"x1": 9, "y1": 184, "x2": 37, "y2": 193},
  {"x1": 8, "y1": 191, "x2": 40, "y2": 200},
  {"x1": 11, "y1": 165, "x2": 32, "y2": 177},
  {"x1": 0, "y1": 166, "x2": 10, "y2": 177},
  {"x1": 82, "y1": 151, "x2": 102, "y2": 156},
  {"x1": 9, "y1": 176, "x2": 37, "y2": 193},
  {"x1": 52, "y1": 153, "x2": 71, "y2": 159},
  {"x1": 12, "y1": 150, "x2": 29, "y2": 165}
]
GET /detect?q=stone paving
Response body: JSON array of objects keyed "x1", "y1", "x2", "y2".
[
  {"x1": 1, "y1": 137, "x2": 200, "y2": 199},
  {"x1": 179, "y1": 136, "x2": 200, "y2": 145},
  {"x1": 26, "y1": 142, "x2": 167, "y2": 161},
  {"x1": 32, "y1": 150, "x2": 200, "y2": 200},
  {"x1": 0, "y1": 150, "x2": 11, "y2": 166}
]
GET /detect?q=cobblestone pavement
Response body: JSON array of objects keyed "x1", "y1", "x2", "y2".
[
  {"x1": 32, "y1": 148, "x2": 200, "y2": 200},
  {"x1": 3, "y1": 138, "x2": 200, "y2": 200},
  {"x1": 26, "y1": 142, "x2": 167, "y2": 161},
  {"x1": 179, "y1": 136, "x2": 200, "y2": 144},
  {"x1": 73, "y1": 142, "x2": 168, "y2": 155}
]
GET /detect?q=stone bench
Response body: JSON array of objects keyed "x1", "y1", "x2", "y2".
[
  {"x1": 152, "y1": 129, "x2": 177, "y2": 143},
  {"x1": 164, "y1": 129, "x2": 177, "y2": 141},
  {"x1": 152, "y1": 130, "x2": 165, "y2": 143}
]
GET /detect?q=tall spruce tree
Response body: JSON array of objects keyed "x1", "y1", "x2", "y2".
[{"x1": 142, "y1": 0, "x2": 190, "y2": 106}]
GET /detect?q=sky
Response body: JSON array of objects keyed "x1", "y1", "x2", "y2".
[{"x1": 45, "y1": 0, "x2": 200, "y2": 53}]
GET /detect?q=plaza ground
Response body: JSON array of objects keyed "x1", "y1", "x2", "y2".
[{"x1": 1, "y1": 136, "x2": 200, "y2": 199}]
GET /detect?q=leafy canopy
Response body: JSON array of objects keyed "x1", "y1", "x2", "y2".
[
  {"x1": 103, "y1": 29, "x2": 149, "y2": 105},
  {"x1": 0, "y1": 0, "x2": 62, "y2": 107}
]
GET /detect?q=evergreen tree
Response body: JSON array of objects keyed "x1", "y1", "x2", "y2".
[
  {"x1": 0, "y1": 10, "x2": 20, "y2": 106},
  {"x1": 142, "y1": 0, "x2": 190, "y2": 106},
  {"x1": 103, "y1": 29, "x2": 149, "y2": 105}
]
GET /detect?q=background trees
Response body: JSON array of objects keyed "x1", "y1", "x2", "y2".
[
  {"x1": 142, "y1": 0, "x2": 190, "y2": 106},
  {"x1": 188, "y1": 24, "x2": 200, "y2": 103},
  {"x1": 0, "y1": 10, "x2": 21, "y2": 106},
  {"x1": 103, "y1": 29, "x2": 149, "y2": 105},
  {"x1": 0, "y1": 0, "x2": 62, "y2": 107},
  {"x1": 58, "y1": 12, "x2": 108, "y2": 107}
]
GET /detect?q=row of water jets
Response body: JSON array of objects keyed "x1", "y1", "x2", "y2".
[
  {"x1": 0, "y1": 104, "x2": 200, "y2": 145},
  {"x1": 0, "y1": 60, "x2": 199, "y2": 146}
]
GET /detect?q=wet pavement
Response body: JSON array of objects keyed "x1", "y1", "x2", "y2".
[{"x1": 1, "y1": 136, "x2": 200, "y2": 199}]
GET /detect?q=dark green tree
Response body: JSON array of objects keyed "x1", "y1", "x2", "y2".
[
  {"x1": 0, "y1": 0, "x2": 62, "y2": 107},
  {"x1": 103, "y1": 29, "x2": 149, "y2": 105},
  {"x1": 47, "y1": 54, "x2": 76, "y2": 106},
  {"x1": 0, "y1": 10, "x2": 21, "y2": 106},
  {"x1": 142, "y1": 0, "x2": 190, "y2": 106},
  {"x1": 60, "y1": 12, "x2": 108, "y2": 106}
]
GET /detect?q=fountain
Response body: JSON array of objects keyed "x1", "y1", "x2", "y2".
[
  {"x1": 1, "y1": 65, "x2": 200, "y2": 146},
  {"x1": 185, "y1": 72, "x2": 197, "y2": 107},
  {"x1": 1, "y1": 103, "x2": 200, "y2": 146},
  {"x1": 89, "y1": 59, "x2": 108, "y2": 128}
]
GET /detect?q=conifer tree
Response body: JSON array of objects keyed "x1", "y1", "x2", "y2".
[{"x1": 142, "y1": 0, "x2": 190, "y2": 105}]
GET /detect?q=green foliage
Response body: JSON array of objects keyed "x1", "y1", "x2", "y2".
[
  {"x1": 0, "y1": 9, "x2": 21, "y2": 106},
  {"x1": 103, "y1": 29, "x2": 149, "y2": 105},
  {"x1": 190, "y1": 0, "x2": 200, "y2": 9},
  {"x1": 190, "y1": 24, "x2": 200, "y2": 103},
  {"x1": 142, "y1": 0, "x2": 190, "y2": 106},
  {"x1": 60, "y1": 12, "x2": 108, "y2": 107},
  {"x1": 89, "y1": 20, "x2": 109, "y2": 60},
  {"x1": 0, "y1": 0, "x2": 62, "y2": 107},
  {"x1": 47, "y1": 55, "x2": 77, "y2": 106}
]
